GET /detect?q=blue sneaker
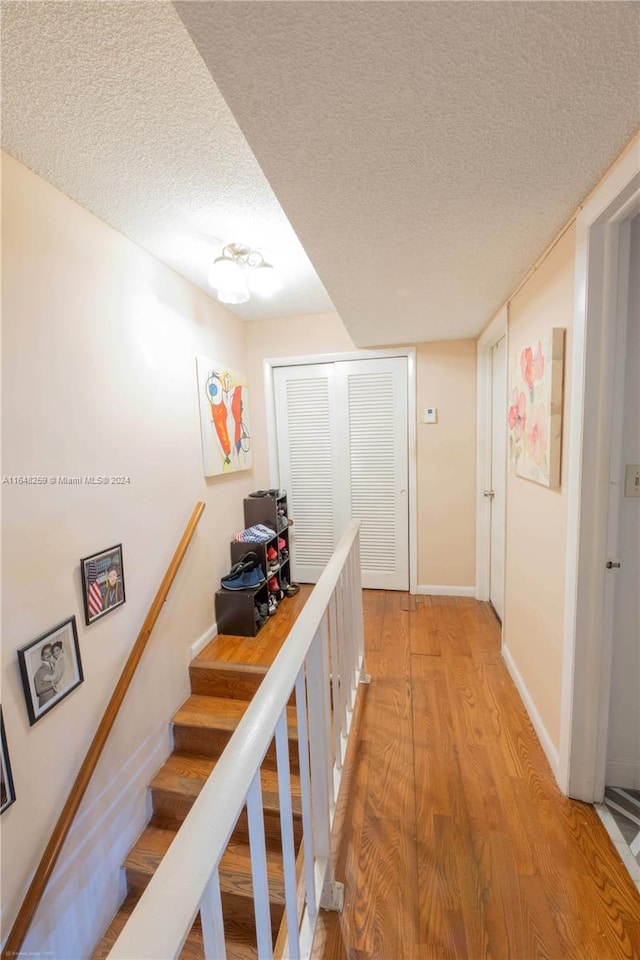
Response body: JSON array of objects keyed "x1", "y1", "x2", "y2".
[{"x1": 221, "y1": 566, "x2": 265, "y2": 590}]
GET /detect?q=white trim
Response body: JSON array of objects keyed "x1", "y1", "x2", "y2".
[
  {"x1": 263, "y1": 348, "x2": 418, "y2": 594},
  {"x1": 559, "y1": 138, "x2": 640, "y2": 800},
  {"x1": 502, "y1": 644, "x2": 559, "y2": 776},
  {"x1": 415, "y1": 584, "x2": 476, "y2": 597},
  {"x1": 475, "y1": 307, "x2": 508, "y2": 608},
  {"x1": 190, "y1": 621, "x2": 217, "y2": 661}
]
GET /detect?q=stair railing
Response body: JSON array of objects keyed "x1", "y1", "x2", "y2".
[
  {"x1": 2, "y1": 501, "x2": 207, "y2": 960},
  {"x1": 107, "y1": 519, "x2": 366, "y2": 960}
]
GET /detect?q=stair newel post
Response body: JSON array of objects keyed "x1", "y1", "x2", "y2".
[
  {"x1": 306, "y1": 618, "x2": 344, "y2": 913},
  {"x1": 275, "y1": 710, "x2": 302, "y2": 960},
  {"x1": 328, "y1": 592, "x2": 344, "y2": 771},
  {"x1": 294, "y1": 670, "x2": 318, "y2": 921},
  {"x1": 246, "y1": 773, "x2": 273, "y2": 960},
  {"x1": 200, "y1": 868, "x2": 227, "y2": 960}
]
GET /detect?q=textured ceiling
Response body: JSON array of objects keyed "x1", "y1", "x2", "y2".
[
  {"x1": 2, "y1": 2, "x2": 639, "y2": 344},
  {"x1": 176, "y1": 0, "x2": 640, "y2": 345},
  {"x1": 0, "y1": 1, "x2": 333, "y2": 322}
]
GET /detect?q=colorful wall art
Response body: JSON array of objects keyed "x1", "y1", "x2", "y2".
[
  {"x1": 196, "y1": 357, "x2": 252, "y2": 476},
  {"x1": 508, "y1": 329, "x2": 565, "y2": 488}
]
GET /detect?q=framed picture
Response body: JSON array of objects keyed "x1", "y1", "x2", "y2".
[
  {"x1": 196, "y1": 356, "x2": 252, "y2": 476},
  {"x1": 18, "y1": 617, "x2": 84, "y2": 726},
  {"x1": 1, "y1": 708, "x2": 16, "y2": 814},
  {"x1": 80, "y1": 543, "x2": 126, "y2": 625},
  {"x1": 508, "y1": 328, "x2": 565, "y2": 488}
]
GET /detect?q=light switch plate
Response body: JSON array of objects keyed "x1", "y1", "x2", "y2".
[
  {"x1": 624, "y1": 464, "x2": 640, "y2": 497},
  {"x1": 423, "y1": 407, "x2": 437, "y2": 424}
]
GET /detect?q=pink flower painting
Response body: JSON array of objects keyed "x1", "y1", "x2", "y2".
[
  {"x1": 526, "y1": 403, "x2": 548, "y2": 470},
  {"x1": 508, "y1": 390, "x2": 527, "y2": 441},
  {"x1": 520, "y1": 341, "x2": 545, "y2": 395},
  {"x1": 508, "y1": 329, "x2": 565, "y2": 487}
]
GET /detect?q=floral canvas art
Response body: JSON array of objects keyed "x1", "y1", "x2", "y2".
[
  {"x1": 196, "y1": 357, "x2": 252, "y2": 476},
  {"x1": 508, "y1": 329, "x2": 565, "y2": 487}
]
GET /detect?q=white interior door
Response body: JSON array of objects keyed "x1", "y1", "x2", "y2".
[
  {"x1": 489, "y1": 337, "x2": 506, "y2": 620},
  {"x1": 274, "y1": 357, "x2": 409, "y2": 590}
]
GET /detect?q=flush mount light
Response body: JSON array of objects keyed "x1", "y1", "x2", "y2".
[{"x1": 208, "y1": 243, "x2": 282, "y2": 304}]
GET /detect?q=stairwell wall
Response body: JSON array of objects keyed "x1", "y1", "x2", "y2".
[{"x1": 0, "y1": 152, "x2": 258, "y2": 957}]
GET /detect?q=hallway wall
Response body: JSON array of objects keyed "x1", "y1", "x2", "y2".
[
  {"x1": 1, "y1": 153, "x2": 257, "y2": 956},
  {"x1": 503, "y1": 223, "x2": 576, "y2": 758},
  {"x1": 245, "y1": 321, "x2": 477, "y2": 590}
]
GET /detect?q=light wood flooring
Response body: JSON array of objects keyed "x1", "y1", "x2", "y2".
[{"x1": 312, "y1": 591, "x2": 640, "y2": 960}]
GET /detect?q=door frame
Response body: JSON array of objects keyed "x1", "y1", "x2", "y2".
[
  {"x1": 475, "y1": 305, "x2": 508, "y2": 631},
  {"x1": 558, "y1": 141, "x2": 640, "y2": 800},
  {"x1": 263, "y1": 348, "x2": 418, "y2": 594}
]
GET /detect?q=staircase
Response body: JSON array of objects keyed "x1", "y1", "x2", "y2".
[{"x1": 93, "y1": 588, "x2": 310, "y2": 960}]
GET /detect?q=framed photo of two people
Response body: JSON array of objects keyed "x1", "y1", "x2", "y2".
[
  {"x1": 81, "y1": 543, "x2": 126, "y2": 625},
  {"x1": 18, "y1": 617, "x2": 84, "y2": 726}
]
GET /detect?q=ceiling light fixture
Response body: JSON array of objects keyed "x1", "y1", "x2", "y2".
[{"x1": 208, "y1": 242, "x2": 282, "y2": 305}]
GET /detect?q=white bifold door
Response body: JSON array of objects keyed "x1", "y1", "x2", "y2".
[{"x1": 273, "y1": 356, "x2": 409, "y2": 590}]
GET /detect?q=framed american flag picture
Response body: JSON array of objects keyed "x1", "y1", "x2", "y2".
[{"x1": 80, "y1": 543, "x2": 126, "y2": 625}]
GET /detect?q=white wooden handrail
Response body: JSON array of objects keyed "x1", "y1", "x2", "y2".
[{"x1": 107, "y1": 520, "x2": 365, "y2": 960}]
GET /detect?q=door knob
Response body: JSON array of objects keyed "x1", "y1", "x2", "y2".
[
  {"x1": 605, "y1": 560, "x2": 621, "y2": 569},
  {"x1": 483, "y1": 490, "x2": 495, "y2": 498}
]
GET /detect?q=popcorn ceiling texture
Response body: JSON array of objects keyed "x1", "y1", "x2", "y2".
[
  {"x1": 3, "y1": 1, "x2": 639, "y2": 343},
  {"x1": 0, "y1": 1, "x2": 333, "y2": 322},
  {"x1": 176, "y1": 0, "x2": 640, "y2": 345}
]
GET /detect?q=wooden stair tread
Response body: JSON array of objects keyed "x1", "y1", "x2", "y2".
[
  {"x1": 92, "y1": 895, "x2": 259, "y2": 960},
  {"x1": 124, "y1": 825, "x2": 286, "y2": 903},
  {"x1": 189, "y1": 660, "x2": 269, "y2": 700},
  {"x1": 151, "y1": 753, "x2": 302, "y2": 814},
  {"x1": 173, "y1": 694, "x2": 299, "y2": 738}
]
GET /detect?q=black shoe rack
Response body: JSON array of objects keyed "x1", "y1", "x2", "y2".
[{"x1": 214, "y1": 491, "x2": 293, "y2": 637}]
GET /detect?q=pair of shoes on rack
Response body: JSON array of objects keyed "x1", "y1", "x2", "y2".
[
  {"x1": 266, "y1": 545, "x2": 278, "y2": 561},
  {"x1": 221, "y1": 552, "x2": 265, "y2": 590},
  {"x1": 254, "y1": 606, "x2": 268, "y2": 629},
  {"x1": 267, "y1": 595, "x2": 278, "y2": 616},
  {"x1": 280, "y1": 577, "x2": 300, "y2": 598},
  {"x1": 248, "y1": 489, "x2": 279, "y2": 498}
]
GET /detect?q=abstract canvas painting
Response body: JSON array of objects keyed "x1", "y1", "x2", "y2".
[
  {"x1": 508, "y1": 328, "x2": 565, "y2": 488},
  {"x1": 196, "y1": 357, "x2": 252, "y2": 476}
]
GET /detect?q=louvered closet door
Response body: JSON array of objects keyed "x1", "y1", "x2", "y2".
[
  {"x1": 273, "y1": 364, "x2": 344, "y2": 583},
  {"x1": 335, "y1": 357, "x2": 409, "y2": 590},
  {"x1": 274, "y1": 357, "x2": 409, "y2": 591}
]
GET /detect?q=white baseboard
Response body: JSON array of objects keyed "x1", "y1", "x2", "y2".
[
  {"x1": 606, "y1": 760, "x2": 640, "y2": 790},
  {"x1": 415, "y1": 584, "x2": 476, "y2": 597},
  {"x1": 502, "y1": 644, "x2": 560, "y2": 777},
  {"x1": 190, "y1": 620, "x2": 217, "y2": 660}
]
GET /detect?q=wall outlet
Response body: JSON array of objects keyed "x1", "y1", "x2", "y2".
[
  {"x1": 624, "y1": 464, "x2": 640, "y2": 497},
  {"x1": 423, "y1": 407, "x2": 437, "y2": 424}
]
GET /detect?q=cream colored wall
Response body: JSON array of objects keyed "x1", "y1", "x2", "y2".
[
  {"x1": 503, "y1": 223, "x2": 576, "y2": 752},
  {"x1": 1, "y1": 152, "x2": 258, "y2": 956},
  {"x1": 245, "y1": 317, "x2": 477, "y2": 589},
  {"x1": 416, "y1": 341, "x2": 477, "y2": 587}
]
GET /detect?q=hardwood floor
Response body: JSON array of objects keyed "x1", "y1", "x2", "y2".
[{"x1": 312, "y1": 591, "x2": 640, "y2": 960}]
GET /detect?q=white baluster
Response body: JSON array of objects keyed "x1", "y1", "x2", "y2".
[
  {"x1": 246, "y1": 774, "x2": 273, "y2": 960},
  {"x1": 294, "y1": 670, "x2": 317, "y2": 920},
  {"x1": 200, "y1": 868, "x2": 227, "y2": 960},
  {"x1": 275, "y1": 711, "x2": 301, "y2": 960},
  {"x1": 328, "y1": 593, "x2": 343, "y2": 770}
]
